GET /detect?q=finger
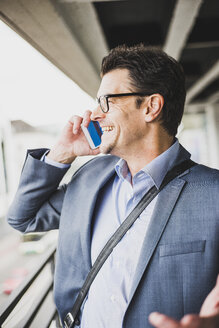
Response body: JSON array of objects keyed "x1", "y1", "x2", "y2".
[
  {"x1": 208, "y1": 277, "x2": 219, "y2": 308},
  {"x1": 68, "y1": 115, "x2": 83, "y2": 134},
  {"x1": 180, "y1": 314, "x2": 200, "y2": 327},
  {"x1": 89, "y1": 148, "x2": 100, "y2": 156},
  {"x1": 216, "y1": 275, "x2": 219, "y2": 289},
  {"x1": 149, "y1": 312, "x2": 180, "y2": 328},
  {"x1": 181, "y1": 314, "x2": 219, "y2": 328},
  {"x1": 211, "y1": 275, "x2": 219, "y2": 295},
  {"x1": 82, "y1": 110, "x2": 92, "y2": 127}
]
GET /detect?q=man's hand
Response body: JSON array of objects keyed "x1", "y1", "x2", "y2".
[
  {"x1": 199, "y1": 275, "x2": 219, "y2": 317},
  {"x1": 149, "y1": 275, "x2": 219, "y2": 328},
  {"x1": 47, "y1": 111, "x2": 100, "y2": 164},
  {"x1": 148, "y1": 312, "x2": 219, "y2": 328}
]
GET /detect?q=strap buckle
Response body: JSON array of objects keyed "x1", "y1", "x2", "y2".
[{"x1": 64, "y1": 313, "x2": 74, "y2": 328}]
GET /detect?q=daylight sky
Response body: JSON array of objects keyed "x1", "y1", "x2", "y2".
[{"x1": 0, "y1": 20, "x2": 95, "y2": 127}]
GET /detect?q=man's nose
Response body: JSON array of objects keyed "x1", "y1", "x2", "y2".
[{"x1": 91, "y1": 103, "x2": 106, "y2": 121}]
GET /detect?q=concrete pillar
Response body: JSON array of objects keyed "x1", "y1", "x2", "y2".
[{"x1": 205, "y1": 104, "x2": 219, "y2": 169}]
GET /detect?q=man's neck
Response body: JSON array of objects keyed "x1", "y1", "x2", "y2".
[{"x1": 122, "y1": 135, "x2": 175, "y2": 177}]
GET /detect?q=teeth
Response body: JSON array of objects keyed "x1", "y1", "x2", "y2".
[{"x1": 102, "y1": 126, "x2": 113, "y2": 132}]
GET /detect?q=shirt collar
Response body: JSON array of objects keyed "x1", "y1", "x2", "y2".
[
  {"x1": 115, "y1": 139, "x2": 181, "y2": 189},
  {"x1": 115, "y1": 158, "x2": 132, "y2": 183}
]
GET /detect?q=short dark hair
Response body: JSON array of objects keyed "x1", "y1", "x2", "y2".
[{"x1": 101, "y1": 44, "x2": 186, "y2": 136}]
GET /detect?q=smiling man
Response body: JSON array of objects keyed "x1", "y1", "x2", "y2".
[{"x1": 7, "y1": 44, "x2": 219, "y2": 328}]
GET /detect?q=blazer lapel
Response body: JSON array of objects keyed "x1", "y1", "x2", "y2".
[{"x1": 128, "y1": 176, "x2": 186, "y2": 303}]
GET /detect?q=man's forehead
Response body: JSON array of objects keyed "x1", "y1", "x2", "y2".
[{"x1": 97, "y1": 68, "x2": 132, "y2": 97}]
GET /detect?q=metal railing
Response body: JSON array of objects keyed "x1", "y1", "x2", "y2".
[{"x1": 0, "y1": 245, "x2": 60, "y2": 328}]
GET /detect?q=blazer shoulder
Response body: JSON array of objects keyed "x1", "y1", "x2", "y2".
[{"x1": 185, "y1": 163, "x2": 219, "y2": 185}]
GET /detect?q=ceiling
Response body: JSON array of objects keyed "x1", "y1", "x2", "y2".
[{"x1": 0, "y1": 0, "x2": 219, "y2": 112}]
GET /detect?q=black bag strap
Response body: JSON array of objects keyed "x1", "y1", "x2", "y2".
[{"x1": 64, "y1": 159, "x2": 196, "y2": 328}]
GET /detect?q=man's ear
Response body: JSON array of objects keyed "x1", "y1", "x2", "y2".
[{"x1": 144, "y1": 94, "x2": 164, "y2": 123}]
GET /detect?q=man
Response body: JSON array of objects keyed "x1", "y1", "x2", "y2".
[{"x1": 7, "y1": 44, "x2": 219, "y2": 327}]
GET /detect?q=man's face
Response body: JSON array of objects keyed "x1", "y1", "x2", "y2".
[{"x1": 91, "y1": 69, "x2": 148, "y2": 157}]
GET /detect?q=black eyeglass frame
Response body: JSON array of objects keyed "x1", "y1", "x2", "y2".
[{"x1": 96, "y1": 92, "x2": 149, "y2": 113}]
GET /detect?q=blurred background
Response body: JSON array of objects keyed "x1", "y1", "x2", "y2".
[{"x1": 0, "y1": 0, "x2": 219, "y2": 326}]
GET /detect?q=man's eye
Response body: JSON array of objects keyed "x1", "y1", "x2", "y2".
[{"x1": 108, "y1": 99, "x2": 116, "y2": 104}]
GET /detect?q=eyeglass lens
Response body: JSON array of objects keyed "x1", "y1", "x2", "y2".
[{"x1": 99, "y1": 96, "x2": 108, "y2": 113}]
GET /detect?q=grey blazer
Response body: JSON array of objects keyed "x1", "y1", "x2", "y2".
[{"x1": 7, "y1": 145, "x2": 219, "y2": 327}]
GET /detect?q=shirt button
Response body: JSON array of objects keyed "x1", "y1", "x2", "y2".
[
  {"x1": 127, "y1": 230, "x2": 130, "y2": 235},
  {"x1": 110, "y1": 295, "x2": 116, "y2": 302}
]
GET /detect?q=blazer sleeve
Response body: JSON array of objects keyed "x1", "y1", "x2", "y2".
[{"x1": 6, "y1": 149, "x2": 69, "y2": 233}]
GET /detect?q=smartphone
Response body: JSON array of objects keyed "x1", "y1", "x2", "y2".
[{"x1": 81, "y1": 121, "x2": 102, "y2": 149}]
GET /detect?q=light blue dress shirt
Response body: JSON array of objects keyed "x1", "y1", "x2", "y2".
[{"x1": 44, "y1": 140, "x2": 180, "y2": 327}]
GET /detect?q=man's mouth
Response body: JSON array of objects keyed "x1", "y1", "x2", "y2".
[{"x1": 101, "y1": 126, "x2": 114, "y2": 132}]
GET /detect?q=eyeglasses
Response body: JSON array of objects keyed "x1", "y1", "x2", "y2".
[{"x1": 96, "y1": 92, "x2": 149, "y2": 113}]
